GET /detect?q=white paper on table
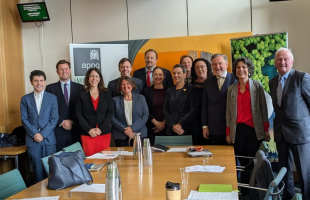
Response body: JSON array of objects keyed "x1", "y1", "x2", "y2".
[
  {"x1": 187, "y1": 190, "x2": 238, "y2": 200},
  {"x1": 185, "y1": 165, "x2": 225, "y2": 173},
  {"x1": 86, "y1": 153, "x2": 118, "y2": 159},
  {"x1": 70, "y1": 184, "x2": 105, "y2": 193},
  {"x1": 13, "y1": 196, "x2": 59, "y2": 200},
  {"x1": 123, "y1": 151, "x2": 133, "y2": 156},
  {"x1": 167, "y1": 148, "x2": 187, "y2": 152}
]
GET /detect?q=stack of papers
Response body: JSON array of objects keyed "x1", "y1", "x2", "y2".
[
  {"x1": 70, "y1": 184, "x2": 105, "y2": 197},
  {"x1": 185, "y1": 165, "x2": 225, "y2": 173},
  {"x1": 13, "y1": 197, "x2": 59, "y2": 200},
  {"x1": 86, "y1": 151, "x2": 133, "y2": 159},
  {"x1": 167, "y1": 148, "x2": 187, "y2": 152},
  {"x1": 186, "y1": 190, "x2": 238, "y2": 200}
]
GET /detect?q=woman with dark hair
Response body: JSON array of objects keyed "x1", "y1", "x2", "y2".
[
  {"x1": 226, "y1": 57, "x2": 270, "y2": 193},
  {"x1": 111, "y1": 76, "x2": 149, "y2": 146},
  {"x1": 163, "y1": 64, "x2": 199, "y2": 142},
  {"x1": 76, "y1": 67, "x2": 113, "y2": 156},
  {"x1": 143, "y1": 67, "x2": 167, "y2": 145},
  {"x1": 190, "y1": 58, "x2": 213, "y2": 144}
]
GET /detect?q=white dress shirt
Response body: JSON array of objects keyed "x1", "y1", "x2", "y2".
[
  {"x1": 124, "y1": 100, "x2": 132, "y2": 126},
  {"x1": 34, "y1": 90, "x2": 44, "y2": 115}
]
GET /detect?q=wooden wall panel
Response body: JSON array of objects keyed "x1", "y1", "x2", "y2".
[{"x1": 0, "y1": 0, "x2": 25, "y2": 134}]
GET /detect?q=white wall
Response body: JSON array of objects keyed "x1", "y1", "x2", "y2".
[{"x1": 20, "y1": 0, "x2": 310, "y2": 93}]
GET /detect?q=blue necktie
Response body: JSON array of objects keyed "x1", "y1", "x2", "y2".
[
  {"x1": 277, "y1": 76, "x2": 284, "y2": 106},
  {"x1": 64, "y1": 83, "x2": 69, "y2": 106}
]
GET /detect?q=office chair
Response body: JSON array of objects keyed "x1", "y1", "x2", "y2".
[
  {"x1": 41, "y1": 150, "x2": 63, "y2": 174},
  {"x1": 154, "y1": 135, "x2": 193, "y2": 146},
  {"x1": 0, "y1": 169, "x2": 27, "y2": 200},
  {"x1": 62, "y1": 142, "x2": 86, "y2": 159}
]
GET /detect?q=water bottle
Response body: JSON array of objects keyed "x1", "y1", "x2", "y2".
[
  {"x1": 105, "y1": 161, "x2": 122, "y2": 200},
  {"x1": 133, "y1": 132, "x2": 143, "y2": 160},
  {"x1": 143, "y1": 138, "x2": 153, "y2": 166}
]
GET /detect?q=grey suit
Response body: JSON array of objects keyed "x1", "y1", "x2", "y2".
[
  {"x1": 111, "y1": 94, "x2": 149, "y2": 142},
  {"x1": 226, "y1": 78, "x2": 268, "y2": 144},
  {"x1": 269, "y1": 69, "x2": 310, "y2": 199},
  {"x1": 20, "y1": 91, "x2": 58, "y2": 182}
]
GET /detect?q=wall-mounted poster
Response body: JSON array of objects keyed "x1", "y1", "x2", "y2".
[
  {"x1": 69, "y1": 44, "x2": 128, "y2": 84},
  {"x1": 230, "y1": 32, "x2": 288, "y2": 93}
]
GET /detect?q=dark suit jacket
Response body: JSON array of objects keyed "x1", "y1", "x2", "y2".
[
  {"x1": 107, "y1": 77, "x2": 143, "y2": 98},
  {"x1": 133, "y1": 67, "x2": 174, "y2": 89},
  {"x1": 75, "y1": 90, "x2": 113, "y2": 136},
  {"x1": 20, "y1": 91, "x2": 58, "y2": 146},
  {"x1": 111, "y1": 94, "x2": 149, "y2": 140},
  {"x1": 269, "y1": 69, "x2": 310, "y2": 144},
  {"x1": 201, "y1": 72, "x2": 236, "y2": 136},
  {"x1": 163, "y1": 83, "x2": 199, "y2": 135},
  {"x1": 46, "y1": 81, "x2": 83, "y2": 142}
]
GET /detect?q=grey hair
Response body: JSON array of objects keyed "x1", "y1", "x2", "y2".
[
  {"x1": 275, "y1": 47, "x2": 294, "y2": 60},
  {"x1": 211, "y1": 54, "x2": 228, "y2": 63}
]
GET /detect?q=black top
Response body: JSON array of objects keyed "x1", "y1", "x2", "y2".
[{"x1": 75, "y1": 90, "x2": 113, "y2": 136}]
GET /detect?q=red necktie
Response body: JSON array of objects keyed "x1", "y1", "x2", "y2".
[{"x1": 147, "y1": 71, "x2": 151, "y2": 87}]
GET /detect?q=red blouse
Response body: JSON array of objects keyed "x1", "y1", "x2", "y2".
[
  {"x1": 226, "y1": 81, "x2": 269, "y2": 136},
  {"x1": 91, "y1": 95, "x2": 99, "y2": 128}
]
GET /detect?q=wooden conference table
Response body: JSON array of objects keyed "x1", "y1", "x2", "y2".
[
  {"x1": 7, "y1": 145, "x2": 237, "y2": 200},
  {"x1": 0, "y1": 145, "x2": 27, "y2": 169}
]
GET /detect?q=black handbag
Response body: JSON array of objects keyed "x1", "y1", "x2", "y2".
[{"x1": 47, "y1": 150, "x2": 93, "y2": 190}]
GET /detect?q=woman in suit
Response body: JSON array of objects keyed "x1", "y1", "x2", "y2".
[
  {"x1": 143, "y1": 67, "x2": 168, "y2": 145},
  {"x1": 163, "y1": 64, "x2": 199, "y2": 141},
  {"x1": 226, "y1": 57, "x2": 270, "y2": 193},
  {"x1": 76, "y1": 68, "x2": 113, "y2": 156},
  {"x1": 190, "y1": 58, "x2": 213, "y2": 145},
  {"x1": 111, "y1": 76, "x2": 149, "y2": 146}
]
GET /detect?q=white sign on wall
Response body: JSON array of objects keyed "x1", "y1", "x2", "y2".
[{"x1": 69, "y1": 44, "x2": 128, "y2": 85}]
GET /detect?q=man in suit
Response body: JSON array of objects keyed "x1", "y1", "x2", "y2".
[
  {"x1": 46, "y1": 60, "x2": 83, "y2": 152},
  {"x1": 201, "y1": 54, "x2": 236, "y2": 145},
  {"x1": 269, "y1": 48, "x2": 310, "y2": 200},
  {"x1": 108, "y1": 58, "x2": 143, "y2": 97},
  {"x1": 133, "y1": 49, "x2": 173, "y2": 89},
  {"x1": 20, "y1": 70, "x2": 58, "y2": 182}
]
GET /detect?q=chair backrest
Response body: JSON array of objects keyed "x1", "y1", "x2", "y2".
[
  {"x1": 41, "y1": 150, "x2": 63, "y2": 174},
  {"x1": 62, "y1": 142, "x2": 86, "y2": 159},
  {"x1": 0, "y1": 169, "x2": 27, "y2": 200},
  {"x1": 154, "y1": 135, "x2": 193, "y2": 146},
  {"x1": 263, "y1": 167, "x2": 287, "y2": 200}
]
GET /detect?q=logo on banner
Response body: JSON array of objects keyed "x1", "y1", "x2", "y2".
[
  {"x1": 73, "y1": 48, "x2": 101, "y2": 76},
  {"x1": 90, "y1": 49, "x2": 99, "y2": 60}
]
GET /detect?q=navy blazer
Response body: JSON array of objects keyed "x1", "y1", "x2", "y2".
[
  {"x1": 111, "y1": 94, "x2": 149, "y2": 140},
  {"x1": 46, "y1": 81, "x2": 83, "y2": 136},
  {"x1": 20, "y1": 91, "x2": 59, "y2": 146},
  {"x1": 107, "y1": 77, "x2": 143, "y2": 98},
  {"x1": 75, "y1": 90, "x2": 113, "y2": 136},
  {"x1": 163, "y1": 83, "x2": 199, "y2": 135},
  {"x1": 269, "y1": 69, "x2": 310, "y2": 144},
  {"x1": 201, "y1": 72, "x2": 236, "y2": 136},
  {"x1": 133, "y1": 67, "x2": 174, "y2": 89}
]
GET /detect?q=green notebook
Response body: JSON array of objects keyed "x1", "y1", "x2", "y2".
[{"x1": 198, "y1": 184, "x2": 232, "y2": 192}]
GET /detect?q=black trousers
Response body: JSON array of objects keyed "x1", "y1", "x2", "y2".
[
  {"x1": 276, "y1": 136, "x2": 310, "y2": 200},
  {"x1": 234, "y1": 123, "x2": 263, "y2": 194}
]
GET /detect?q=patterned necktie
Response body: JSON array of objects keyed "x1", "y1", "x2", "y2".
[
  {"x1": 64, "y1": 83, "x2": 69, "y2": 106},
  {"x1": 218, "y1": 77, "x2": 224, "y2": 90},
  {"x1": 147, "y1": 71, "x2": 151, "y2": 87},
  {"x1": 277, "y1": 76, "x2": 284, "y2": 107}
]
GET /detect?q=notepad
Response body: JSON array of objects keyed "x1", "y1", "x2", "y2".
[
  {"x1": 198, "y1": 184, "x2": 232, "y2": 192},
  {"x1": 85, "y1": 163, "x2": 95, "y2": 169}
]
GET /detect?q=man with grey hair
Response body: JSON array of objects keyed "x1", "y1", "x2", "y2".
[
  {"x1": 269, "y1": 47, "x2": 310, "y2": 200},
  {"x1": 201, "y1": 54, "x2": 236, "y2": 145}
]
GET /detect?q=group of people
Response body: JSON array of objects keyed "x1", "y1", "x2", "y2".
[{"x1": 20, "y1": 48, "x2": 309, "y2": 200}]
